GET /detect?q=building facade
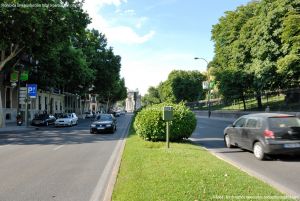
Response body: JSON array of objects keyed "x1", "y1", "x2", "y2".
[{"x1": 125, "y1": 89, "x2": 141, "y2": 112}]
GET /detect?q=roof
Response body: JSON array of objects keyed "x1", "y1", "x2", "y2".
[{"x1": 243, "y1": 113, "x2": 295, "y2": 118}]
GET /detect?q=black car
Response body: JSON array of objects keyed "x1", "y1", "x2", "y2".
[
  {"x1": 224, "y1": 113, "x2": 300, "y2": 160},
  {"x1": 90, "y1": 114, "x2": 117, "y2": 134},
  {"x1": 31, "y1": 114, "x2": 56, "y2": 126}
]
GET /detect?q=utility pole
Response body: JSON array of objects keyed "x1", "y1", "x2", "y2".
[{"x1": 194, "y1": 57, "x2": 211, "y2": 118}]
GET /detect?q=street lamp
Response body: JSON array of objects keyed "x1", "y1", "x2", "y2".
[{"x1": 194, "y1": 57, "x2": 211, "y2": 118}]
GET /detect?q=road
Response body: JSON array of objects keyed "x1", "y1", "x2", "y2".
[
  {"x1": 0, "y1": 114, "x2": 132, "y2": 201},
  {"x1": 190, "y1": 115, "x2": 300, "y2": 198}
]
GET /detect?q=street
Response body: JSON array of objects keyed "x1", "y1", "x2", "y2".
[
  {"x1": 190, "y1": 115, "x2": 300, "y2": 197},
  {"x1": 0, "y1": 114, "x2": 132, "y2": 201}
]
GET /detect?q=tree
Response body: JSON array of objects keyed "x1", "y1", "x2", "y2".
[
  {"x1": 211, "y1": 0, "x2": 300, "y2": 109},
  {"x1": 153, "y1": 70, "x2": 205, "y2": 104},
  {"x1": 142, "y1": 86, "x2": 161, "y2": 105},
  {"x1": 0, "y1": 0, "x2": 90, "y2": 127}
]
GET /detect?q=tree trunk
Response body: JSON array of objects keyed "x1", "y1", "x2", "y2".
[
  {"x1": 0, "y1": 93, "x2": 5, "y2": 128},
  {"x1": 256, "y1": 91, "x2": 263, "y2": 109},
  {"x1": 242, "y1": 94, "x2": 247, "y2": 111},
  {"x1": 106, "y1": 97, "x2": 110, "y2": 113}
]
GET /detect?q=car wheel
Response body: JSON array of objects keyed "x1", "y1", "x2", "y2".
[
  {"x1": 253, "y1": 142, "x2": 265, "y2": 160},
  {"x1": 224, "y1": 134, "x2": 233, "y2": 148}
]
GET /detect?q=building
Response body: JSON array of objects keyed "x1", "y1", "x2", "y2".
[{"x1": 125, "y1": 89, "x2": 141, "y2": 112}]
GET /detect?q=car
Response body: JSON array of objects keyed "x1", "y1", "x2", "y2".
[
  {"x1": 90, "y1": 114, "x2": 116, "y2": 134},
  {"x1": 84, "y1": 111, "x2": 95, "y2": 119},
  {"x1": 31, "y1": 114, "x2": 56, "y2": 126},
  {"x1": 55, "y1": 113, "x2": 78, "y2": 127},
  {"x1": 224, "y1": 113, "x2": 300, "y2": 160}
]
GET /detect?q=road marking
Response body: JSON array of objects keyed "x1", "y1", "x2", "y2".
[
  {"x1": 53, "y1": 145, "x2": 64, "y2": 151},
  {"x1": 89, "y1": 116, "x2": 132, "y2": 201}
]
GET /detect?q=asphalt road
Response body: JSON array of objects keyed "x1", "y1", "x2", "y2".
[
  {"x1": 0, "y1": 114, "x2": 132, "y2": 201},
  {"x1": 190, "y1": 115, "x2": 300, "y2": 198}
]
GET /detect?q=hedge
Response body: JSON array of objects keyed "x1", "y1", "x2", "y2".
[{"x1": 134, "y1": 102, "x2": 196, "y2": 141}]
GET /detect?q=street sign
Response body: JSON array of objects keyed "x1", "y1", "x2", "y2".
[
  {"x1": 10, "y1": 71, "x2": 18, "y2": 82},
  {"x1": 20, "y1": 71, "x2": 28, "y2": 81},
  {"x1": 27, "y1": 84, "x2": 37, "y2": 98},
  {"x1": 19, "y1": 87, "x2": 27, "y2": 104}
]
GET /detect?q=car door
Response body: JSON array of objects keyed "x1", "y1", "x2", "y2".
[
  {"x1": 242, "y1": 118, "x2": 260, "y2": 150},
  {"x1": 232, "y1": 117, "x2": 247, "y2": 147}
]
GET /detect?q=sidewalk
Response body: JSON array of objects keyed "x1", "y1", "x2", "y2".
[{"x1": 0, "y1": 122, "x2": 35, "y2": 134}]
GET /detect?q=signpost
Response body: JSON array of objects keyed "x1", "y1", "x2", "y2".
[
  {"x1": 162, "y1": 106, "x2": 173, "y2": 148},
  {"x1": 27, "y1": 84, "x2": 37, "y2": 98}
]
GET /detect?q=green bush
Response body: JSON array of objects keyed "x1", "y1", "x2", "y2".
[{"x1": 134, "y1": 102, "x2": 196, "y2": 141}]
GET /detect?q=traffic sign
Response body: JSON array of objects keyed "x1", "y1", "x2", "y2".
[{"x1": 27, "y1": 84, "x2": 37, "y2": 98}]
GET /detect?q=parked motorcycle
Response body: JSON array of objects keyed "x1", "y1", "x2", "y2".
[{"x1": 16, "y1": 113, "x2": 23, "y2": 126}]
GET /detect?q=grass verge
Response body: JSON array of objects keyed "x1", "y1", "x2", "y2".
[{"x1": 112, "y1": 122, "x2": 293, "y2": 201}]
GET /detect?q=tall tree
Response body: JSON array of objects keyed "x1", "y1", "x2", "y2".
[
  {"x1": 0, "y1": 0, "x2": 90, "y2": 127},
  {"x1": 211, "y1": 0, "x2": 300, "y2": 109}
]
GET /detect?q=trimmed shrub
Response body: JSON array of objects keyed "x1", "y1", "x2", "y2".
[{"x1": 134, "y1": 102, "x2": 196, "y2": 141}]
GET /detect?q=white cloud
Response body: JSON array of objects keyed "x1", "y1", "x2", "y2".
[
  {"x1": 83, "y1": 0, "x2": 155, "y2": 45},
  {"x1": 136, "y1": 17, "x2": 148, "y2": 29},
  {"x1": 107, "y1": 27, "x2": 155, "y2": 44}
]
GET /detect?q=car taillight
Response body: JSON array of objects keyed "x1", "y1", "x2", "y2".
[{"x1": 264, "y1": 130, "x2": 275, "y2": 139}]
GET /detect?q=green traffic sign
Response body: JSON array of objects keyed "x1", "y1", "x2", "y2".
[
  {"x1": 10, "y1": 71, "x2": 18, "y2": 82},
  {"x1": 20, "y1": 71, "x2": 29, "y2": 81}
]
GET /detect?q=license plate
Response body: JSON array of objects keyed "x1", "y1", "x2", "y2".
[{"x1": 284, "y1": 143, "x2": 300, "y2": 148}]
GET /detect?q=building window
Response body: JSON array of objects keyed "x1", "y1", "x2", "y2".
[
  {"x1": 38, "y1": 96, "x2": 41, "y2": 110},
  {"x1": 45, "y1": 97, "x2": 48, "y2": 111},
  {"x1": 5, "y1": 87, "x2": 11, "y2": 108}
]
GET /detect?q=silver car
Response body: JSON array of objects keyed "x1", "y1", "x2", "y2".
[{"x1": 55, "y1": 113, "x2": 78, "y2": 127}]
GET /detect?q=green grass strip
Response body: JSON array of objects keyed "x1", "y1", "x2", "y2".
[{"x1": 112, "y1": 123, "x2": 293, "y2": 201}]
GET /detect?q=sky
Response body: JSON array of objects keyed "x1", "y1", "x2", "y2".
[{"x1": 83, "y1": 0, "x2": 250, "y2": 95}]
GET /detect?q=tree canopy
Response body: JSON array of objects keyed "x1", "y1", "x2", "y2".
[
  {"x1": 143, "y1": 70, "x2": 205, "y2": 105},
  {"x1": 211, "y1": 0, "x2": 300, "y2": 109}
]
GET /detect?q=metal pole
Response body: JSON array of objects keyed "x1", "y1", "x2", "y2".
[
  {"x1": 25, "y1": 84, "x2": 29, "y2": 127},
  {"x1": 208, "y1": 73, "x2": 211, "y2": 118},
  {"x1": 194, "y1": 57, "x2": 210, "y2": 118},
  {"x1": 166, "y1": 121, "x2": 170, "y2": 148},
  {"x1": 17, "y1": 67, "x2": 21, "y2": 115}
]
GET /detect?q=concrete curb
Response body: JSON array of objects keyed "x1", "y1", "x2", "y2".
[
  {"x1": 102, "y1": 116, "x2": 132, "y2": 201},
  {"x1": 0, "y1": 126, "x2": 36, "y2": 134},
  {"x1": 201, "y1": 146, "x2": 300, "y2": 198}
]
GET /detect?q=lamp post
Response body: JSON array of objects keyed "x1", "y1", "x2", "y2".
[{"x1": 194, "y1": 57, "x2": 211, "y2": 118}]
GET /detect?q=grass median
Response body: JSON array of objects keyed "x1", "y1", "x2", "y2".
[{"x1": 112, "y1": 122, "x2": 293, "y2": 201}]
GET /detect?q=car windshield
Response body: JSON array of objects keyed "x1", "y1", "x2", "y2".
[
  {"x1": 35, "y1": 114, "x2": 47, "y2": 119},
  {"x1": 61, "y1": 114, "x2": 70, "y2": 118},
  {"x1": 269, "y1": 117, "x2": 300, "y2": 129},
  {"x1": 95, "y1": 115, "x2": 112, "y2": 121}
]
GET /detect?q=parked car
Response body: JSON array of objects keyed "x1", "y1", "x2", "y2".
[
  {"x1": 55, "y1": 113, "x2": 78, "y2": 127},
  {"x1": 84, "y1": 111, "x2": 95, "y2": 119},
  {"x1": 224, "y1": 113, "x2": 300, "y2": 160},
  {"x1": 31, "y1": 114, "x2": 56, "y2": 126},
  {"x1": 90, "y1": 114, "x2": 116, "y2": 134}
]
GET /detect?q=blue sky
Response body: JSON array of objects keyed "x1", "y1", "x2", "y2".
[{"x1": 83, "y1": 0, "x2": 250, "y2": 95}]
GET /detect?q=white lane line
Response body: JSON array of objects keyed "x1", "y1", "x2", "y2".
[
  {"x1": 53, "y1": 145, "x2": 64, "y2": 151},
  {"x1": 89, "y1": 116, "x2": 132, "y2": 201}
]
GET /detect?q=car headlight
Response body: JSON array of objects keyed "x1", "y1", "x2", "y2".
[
  {"x1": 91, "y1": 124, "x2": 96, "y2": 128},
  {"x1": 106, "y1": 124, "x2": 112, "y2": 127}
]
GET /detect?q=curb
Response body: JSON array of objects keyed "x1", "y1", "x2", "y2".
[
  {"x1": 195, "y1": 144, "x2": 300, "y2": 198},
  {"x1": 103, "y1": 116, "x2": 132, "y2": 201},
  {"x1": 0, "y1": 127, "x2": 36, "y2": 134}
]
